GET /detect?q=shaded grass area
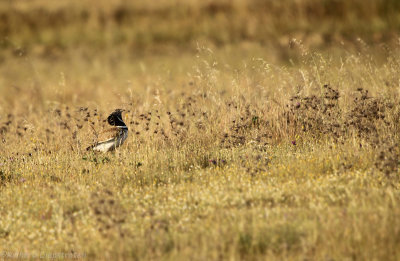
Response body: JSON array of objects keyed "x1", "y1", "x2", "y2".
[{"x1": 1, "y1": 0, "x2": 400, "y2": 57}]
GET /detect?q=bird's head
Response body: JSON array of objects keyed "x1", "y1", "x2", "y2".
[{"x1": 107, "y1": 109, "x2": 126, "y2": 126}]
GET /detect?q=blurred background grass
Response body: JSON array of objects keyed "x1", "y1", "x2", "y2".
[
  {"x1": 2, "y1": 0, "x2": 400, "y2": 110},
  {"x1": 1, "y1": 0, "x2": 400, "y2": 59}
]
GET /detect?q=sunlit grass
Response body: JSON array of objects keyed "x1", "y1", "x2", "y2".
[
  {"x1": 0, "y1": 44, "x2": 399, "y2": 260},
  {"x1": 1, "y1": 2, "x2": 400, "y2": 258}
]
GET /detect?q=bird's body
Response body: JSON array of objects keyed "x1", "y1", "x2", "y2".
[
  {"x1": 91, "y1": 126, "x2": 128, "y2": 152},
  {"x1": 87, "y1": 109, "x2": 128, "y2": 152}
]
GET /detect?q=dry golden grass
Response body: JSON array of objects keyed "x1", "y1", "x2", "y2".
[
  {"x1": 1, "y1": 42, "x2": 400, "y2": 260},
  {"x1": 1, "y1": 1, "x2": 400, "y2": 260}
]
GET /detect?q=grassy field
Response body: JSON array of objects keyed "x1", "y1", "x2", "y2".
[{"x1": 1, "y1": 0, "x2": 400, "y2": 260}]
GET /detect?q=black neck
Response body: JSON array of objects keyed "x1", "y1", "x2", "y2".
[
  {"x1": 113, "y1": 118, "x2": 126, "y2": 127},
  {"x1": 108, "y1": 113, "x2": 126, "y2": 127}
]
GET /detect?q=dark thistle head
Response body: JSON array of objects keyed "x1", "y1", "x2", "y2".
[{"x1": 107, "y1": 109, "x2": 126, "y2": 127}]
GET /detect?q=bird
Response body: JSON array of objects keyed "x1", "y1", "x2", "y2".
[{"x1": 86, "y1": 109, "x2": 128, "y2": 152}]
